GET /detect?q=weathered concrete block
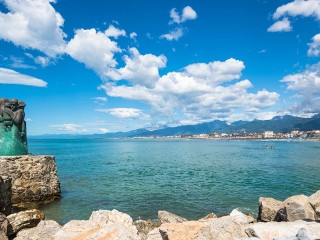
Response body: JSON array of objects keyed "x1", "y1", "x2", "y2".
[{"x1": 0, "y1": 155, "x2": 61, "y2": 207}]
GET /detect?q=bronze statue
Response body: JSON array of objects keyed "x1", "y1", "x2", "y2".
[{"x1": 0, "y1": 98, "x2": 28, "y2": 156}]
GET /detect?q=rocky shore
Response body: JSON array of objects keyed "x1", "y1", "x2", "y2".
[
  {"x1": 0, "y1": 156, "x2": 319, "y2": 239},
  {"x1": 0, "y1": 189, "x2": 319, "y2": 239}
]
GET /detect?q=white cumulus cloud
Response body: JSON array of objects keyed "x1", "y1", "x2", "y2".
[
  {"x1": 269, "y1": 0, "x2": 320, "y2": 33},
  {"x1": 100, "y1": 58, "x2": 279, "y2": 122},
  {"x1": 66, "y1": 28, "x2": 121, "y2": 77},
  {"x1": 281, "y1": 62, "x2": 320, "y2": 114},
  {"x1": 0, "y1": 0, "x2": 66, "y2": 57},
  {"x1": 184, "y1": 58, "x2": 245, "y2": 86},
  {"x1": 162, "y1": 6, "x2": 197, "y2": 41},
  {"x1": 0, "y1": 68, "x2": 47, "y2": 87},
  {"x1": 50, "y1": 123, "x2": 110, "y2": 134},
  {"x1": 273, "y1": 0, "x2": 320, "y2": 20},
  {"x1": 130, "y1": 32, "x2": 137, "y2": 39},
  {"x1": 105, "y1": 25, "x2": 126, "y2": 39},
  {"x1": 96, "y1": 108, "x2": 150, "y2": 119},
  {"x1": 308, "y1": 33, "x2": 320, "y2": 57},
  {"x1": 105, "y1": 48, "x2": 167, "y2": 87},
  {"x1": 160, "y1": 28, "x2": 184, "y2": 41},
  {"x1": 170, "y1": 6, "x2": 197, "y2": 24},
  {"x1": 267, "y1": 18, "x2": 292, "y2": 32}
]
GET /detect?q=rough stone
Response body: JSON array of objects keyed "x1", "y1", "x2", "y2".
[
  {"x1": 273, "y1": 228, "x2": 314, "y2": 240},
  {"x1": 53, "y1": 209, "x2": 141, "y2": 240},
  {"x1": 158, "y1": 210, "x2": 187, "y2": 224},
  {"x1": 198, "y1": 212, "x2": 217, "y2": 221},
  {"x1": 134, "y1": 219, "x2": 160, "y2": 239},
  {"x1": 7, "y1": 209, "x2": 45, "y2": 236},
  {"x1": 204, "y1": 216, "x2": 248, "y2": 240},
  {"x1": 238, "y1": 238, "x2": 261, "y2": 240},
  {"x1": 0, "y1": 213, "x2": 8, "y2": 236},
  {"x1": 0, "y1": 230, "x2": 8, "y2": 240},
  {"x1": 89, "y1": 209, "x2": 133, "y2": 227},
  {"x1": 14, "y1": 220, "x2": 61, "y2": 240},
  {"x1": 150, "y1": 215, "x2": 247, "y2": 240},
  {"x1": 145, "y1": 228, "x2": 163, "y2": 240},
  {"x1": 308, "y1": 190, "x2": 320, "y2": 219},
  {"x1": 0, "y1": 176, "x2": 12, "y2": 215},
  {"x1": 245, "y1": 220, "x2": 320, "y2": 240},
  {"x1": 230, "y1": 209, "x2": 255, "y2": 224},
  {"x1": 284, "y1": 195, "x2": 316, "y2": 221},
  {"x1": 258, "y1": 197, "x2": 285, "y2": 222},
  {"x1": 0, "y1": 155, "x2": 61, "y2": 207}
]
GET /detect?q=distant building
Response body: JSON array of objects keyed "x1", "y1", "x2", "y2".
[
  {"x1": 263, "y1": 131, "x2": 274, "y2": 139},
  {"x1": 210, "y1": 132, "x2": 220, "y2": 138},
  {"x1": 291, "y1": 129, "x2": 300, "y2": 137}
]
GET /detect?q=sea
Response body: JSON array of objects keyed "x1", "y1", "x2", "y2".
[{"x1": 28, "y1": 138, "x2": 320, "y2": 224}]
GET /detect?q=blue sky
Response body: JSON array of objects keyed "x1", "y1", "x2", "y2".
[{"x1": 1, "y1": 0, "x2": 320, "y2": 135}]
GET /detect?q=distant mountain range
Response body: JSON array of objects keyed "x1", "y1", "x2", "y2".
[{"x1": 30, "y1": 113, "x2": 320, "y2": 139}]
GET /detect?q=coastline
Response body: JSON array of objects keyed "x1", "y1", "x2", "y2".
[{"x1": 6, "y1": 190, "x2": 320, "y2": 240}]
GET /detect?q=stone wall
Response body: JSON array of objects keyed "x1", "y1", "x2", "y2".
[
  {"x1": 0, "y1": 155, "x2": 61, "y2": 207},
  {"x1": 0, "y1": 176, "x2": 12, "y2": 215}
]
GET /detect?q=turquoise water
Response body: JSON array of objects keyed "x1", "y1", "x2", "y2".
[{"x1": 28, "y1": 138, "x2": 320, "y2": 224}]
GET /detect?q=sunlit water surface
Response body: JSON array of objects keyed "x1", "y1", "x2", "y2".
[{"x1": 28, "y1": 138, "x2": 320, "y2": 224}]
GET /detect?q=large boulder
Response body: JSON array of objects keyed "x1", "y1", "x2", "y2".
[
  {"x1": 53, "y1": 209, "x2": 141, "y2": 240},
  {"x1": 7, "y1": 209, "x2": 45, "y2": 236},
  {"x1": 198, "y1": 212, "x2": 217, "y2": 221},
  {"x1": 204, "y1": 215, "x2": 248, "y2": 239},
  {"x1": 258, "y1": 197, "x2": 285, "y2": 222},
  {"x1": 0, "y1": 155, "x2": 61, "y2": 208},
  {"x1": 14, "y1": 220, "x2": 61, "y2": 240},
  {"x1": 273, "y1": 228, "x2": 313, "y2": 240},
  {"x1": 147, "y1": 215, "x2": 248, "y2": 240},
  {"x1": 89, "y1": 209, "x2": 134, "y2": 227},
  {"x1": 230, "y1": 209, "x2": 255, "y2": 224},
  {"x1": 308, "y1": 190, "x2": 320, "y2": 219},
  {"x1": 0, "y1": 176, "x2": 12, "y2": 215},
  {"x1": 284, "y1": 195, "x2": 316, "y2": 222},
  {"x1": 134, "y1": 220, "x2": 160, "y2": 240},
  {"x1": 245, "y1": 220, "x2": 320, "y2": 240},
  {"x1": 158, "y1": 210, "x2": 187, "y2": 224}
]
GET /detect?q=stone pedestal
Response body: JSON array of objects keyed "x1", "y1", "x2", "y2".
[{"x1": 0, "y1": 155, "x2": 61, "y2": 207}]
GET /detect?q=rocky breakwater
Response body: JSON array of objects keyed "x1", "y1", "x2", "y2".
[
  {"x1": 0, "y1": 155, "x2": 61, "y2": 208},
  {"x1": 9, "y1": 190, "x2": 320, "y2": 240}
]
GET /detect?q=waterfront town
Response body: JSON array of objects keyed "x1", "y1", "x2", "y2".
[
  {"x1": 181, "y1": 129, "x2": 320, "y2": 140},
  {"x1": 132, "y1": 129, "x2": 320, "y2": 140}
]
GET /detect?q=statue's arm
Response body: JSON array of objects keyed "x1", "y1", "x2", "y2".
[
  {"x1": 3, "y1": 108, "x2": 14, "y2": 119},
  {"x1": 13, "y1": 110, "x2": 24, "y2": 125}
]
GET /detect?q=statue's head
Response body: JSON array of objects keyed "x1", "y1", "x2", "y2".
[
  {"x1": 9, "y1": 98, "x2": 18, "y2": 111},
  {"x1": 18, "y1": 101, "x2": 26, "y2": 109},
  {"x1": 4, "y1": 102, "x2": 11, "y2": 109},
  {"x1": 0, "y1": 98, "x2": 8, "y2": 107}
]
